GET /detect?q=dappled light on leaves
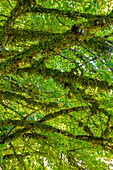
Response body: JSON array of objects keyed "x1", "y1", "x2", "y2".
[{"x1": 0, "y1": 0, "x2": 113, "y2": 169}]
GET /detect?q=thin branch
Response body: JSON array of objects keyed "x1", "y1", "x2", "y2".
[
  {"x1": 6, "y1": 0, "x2": 13, "y2": 8},
  {"x1": 102, "y1": 39, "x2": 113, "y2": 48},
  {"x1": 77, "y1": 38, "x2": 113, "y2": 72},
  {"x1": 0, "y1": 101, "x2": 23, "y2": 118},
  {"x1": 53, "y1": 49, "x2": 76, "y2": 64},
  {"x1": 56, "y1": 15, "x2": 69, "y2": 27},
  {"x1": 70, "y1": 81, "x2": 97, "y2": 127},
  {"x1": 23, "y1": 109, "x2": 38, "y2": 121},
  {"x1": 10, "y1": 142, "x2": 27, "y2": 170},
  {"x1": 0, "y1": 14, "x2": 9, "y2": 18}
]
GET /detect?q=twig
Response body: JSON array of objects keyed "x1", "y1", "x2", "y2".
[
  {"x1": 53, "y1": 49, "x2": 76, "y2": 63},
  {"x1": 77, "y1": 38, "x2": 113, "y2": 72},
  {"x1": 70, "y1": 81, "x2": 97, "y2": 127}
]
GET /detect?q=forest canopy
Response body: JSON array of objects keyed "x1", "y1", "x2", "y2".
[{"x1": 0, "y1": 0, "x2": 113, "y2": 169}]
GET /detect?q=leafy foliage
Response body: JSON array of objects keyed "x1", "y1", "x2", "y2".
[{"x1": 0, "y1": 0, "x2": 113, "y2": 169}]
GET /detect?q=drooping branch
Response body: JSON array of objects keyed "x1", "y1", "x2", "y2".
[
  {"x1": 38, "y1": 106, "x2": 86, "y2": 123},
  {"x1": 17, "y1": 63, "x2": 113, "y2": 91},
  {"x1": 1, "y1": 119, "x2": 112, "y2": 151},
  {"x1": 31, "y1": 5, "x2": 112, "y2": 21}
]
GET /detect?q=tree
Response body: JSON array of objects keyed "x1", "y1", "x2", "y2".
[{"x1": 0, "y1": 0, "x2": 113, "y2": 169}]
